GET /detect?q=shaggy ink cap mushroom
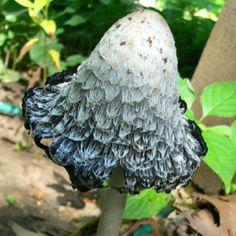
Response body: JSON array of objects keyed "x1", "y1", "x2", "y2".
[{"x1": 23, "y1": 9, "x2": 207, "y2": 194}]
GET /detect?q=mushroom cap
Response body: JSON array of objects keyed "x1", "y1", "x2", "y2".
[
  {"x1": 23, "y1": 9, "x2": 207, "y2": 194},
  {"x1": 87, "y1": 9, "x2": 177, "y2": 89}
]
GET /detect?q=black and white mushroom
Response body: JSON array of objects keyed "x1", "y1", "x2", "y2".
[
  {"x1": 23, "y1": 9, "x2": 208, "y2": 235},
  {"x1": 23, "y1": 9, "x2": 207, "y2": 195}
]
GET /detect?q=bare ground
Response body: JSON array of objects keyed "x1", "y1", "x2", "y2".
[{"x1": 0, "y1": 138, "x2": 100, "y2": 236}]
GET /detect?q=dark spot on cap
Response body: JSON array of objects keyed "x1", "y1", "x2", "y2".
[
  {"x1": 116, "y1": 24, "x2": 121, "y2": 28},
  {"x1": 139, "y1": 54, "x2": 148, "y2": 60},
  {"x1": 141, "y1": 17, "x2": 147, "y2": 23},
  {"x1": 120, "y1": 41, "x2": 126, "y2": 46},
  {"x1": 147, "y1": 36, "x2": 152, "y2": 47},
  {"x1": 164, "y1": 58, "x2": 168, "y2": 64},
  {"x1": 128, "y1": 17, "x2": 132, "y2": 21},
  {"x1": 127, "y1": 69, "x2": 131, "y2": 74},
  {"x1": 160, "y1": 48, "x2": 163, "y2": 54},
  {"x1": 173, "y1": 98, "x2": 178, "y2": 105},
  {"x1": 140, "y1": 72, "x2": 143, "y2": 77},
  {"x1": 163, "y1": 69, "x2": 166, "y2": 73}
]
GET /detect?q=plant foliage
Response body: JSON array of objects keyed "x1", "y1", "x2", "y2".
[
  {"x1": 180, "y1": 80, "x2": 236, "y2": 193},
  {"x1": 123, "y1": 190, "x2": 172, "y2": 220},
  {"x1": 2, "y1": 0, "x2": 234, "y2": 222}
]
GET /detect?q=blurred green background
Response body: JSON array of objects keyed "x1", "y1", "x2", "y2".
[
  {"x1": 2, "y1": 1, "x2": 236, "y2": 232},
  {"x1": 0, "y1": 0, "x2": 224, "y2": 83}
]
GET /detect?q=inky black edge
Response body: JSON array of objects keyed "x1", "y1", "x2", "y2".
[
  {"x1": 188, "y1": 120, "x2": 208, "y2": 156},
  {"x1": 178, "y1": 96, "x2": 187, "y2": 113},
  {"x1": 45, "y1": 70, "x2": 75, "y2": 86}
]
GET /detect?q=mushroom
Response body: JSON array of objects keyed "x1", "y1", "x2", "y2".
[{"x1": 22, "y1": 9, "x2": 207, "y2": 236}]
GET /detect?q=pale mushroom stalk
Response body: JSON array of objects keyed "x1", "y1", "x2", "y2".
[
  {"x1": 22, "y1": 9, "x2": 207, "y2": 236},
  {"x1": 97, "y1": 167, "x2": 127, "y2": 236}
]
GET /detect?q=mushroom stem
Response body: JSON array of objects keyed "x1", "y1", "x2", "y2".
[{"x1": 97, "y1": 167, "x2": 127, "y2": 236}]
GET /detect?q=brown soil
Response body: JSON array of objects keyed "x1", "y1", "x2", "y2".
[{"x1": 0, "y1": 138, "x2": 100, "y2": 236}]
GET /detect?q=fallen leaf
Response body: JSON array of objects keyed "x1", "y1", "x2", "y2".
[
  {"x1": 185, "y1": 210, "x2": 223, "y2": 236},
  {"x1": 171, "y1": 186, "x2": 193, "y2": 211},
  {"x1": 186, "y1": 193, "x2": 236, "y2": 236}
]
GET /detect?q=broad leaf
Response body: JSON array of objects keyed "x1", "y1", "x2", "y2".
[
  {"x1": 185, "y1": 109, "x2": 195, "y2": 120},
  {"x1": 33, "y1": 0, "x2": 48, "y2": 13},
  {"x1": 123, "y1": 189, "x2": 171, "y2": 220},
  {"x1": 29, "y1": 40, "x2": 63, "y2": 74},
  {"x1": 65, "y1": 15, "x2": 87, "y2": 26},
  {"x1": 48, "y1": 49, "x2": 61, "y2": 71},
  {"x1": 14, "y1": 0, "x2": 33, "y2": 8},
  {"x1": 178, "y1": 77, "x2": 195, "y2": 108},
  {"x1": 40, "y1": 20, "x2": 56, "y2": 36},
  {"x1": 206, "y1": 125, "x2": 231, "y2": 137},
  {"x1": 203, "y1": 130, "x2": 236, "y2": 193},
  {"x1": 231, "y1": 120, "x2": 236, "y2": 146},
  {"x1": 65, "y1": 54, "x2": 85, "y2": 66},
  {"x1": 200, "y1": 82, "x2": 236, "y2": 119},
  {"x1": 0, "y1": 33, "x2": 7, "y2": 46},
  {"x1": 28, "y1": 8, "x2": 42, "y2": 24},
  {"x1": 0, "y1": 69, "x2": 20, "y2": 83}
]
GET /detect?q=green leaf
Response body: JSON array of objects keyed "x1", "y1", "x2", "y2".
[
  {"x1": 206, "y1": 125, "x2": 232, "y2": 137},
  {"x1": 123, "y1": 189, "x2": 172, "y2": 220},
  {"x1": 7, "y1": 31, "x2": 14, "y2": 39},
  {"x1": 56, "y1": 28, "x2": 64, "y2": 35},
  {"x1": 28, "y1": 8, "x2": 42, "y2": 24},
  {"x1": 178, "y1": 77, "x2": 195, "y2": 108},
  {"x1": 64, "y1": 15, "x2": 87, "y2": 26},
  {"x1": 13, "y1": 141, "x2": 29, "y2": 151},
  {"x1": 40, "y1": 20, "x2": 56, "y2": 36},
  {"x1": 0, "y1": 69, "x2": 21, "y2": 83},
  {"x1": 48, "y1": 49, "x2": 61, "y2": 71},
  {"x1": 0, "y1": 59, "x2": 4, "y2": 71},
  {"x1": 185, "y1": 108, "x2": 195, "y2": 120},
  {"x1": 65, "y1": 54, "x2": 85, "y2": 66},
  {"x1": 7, "y1": 195, "x2": 16, "y2": 205},
  {"x1": 230, "y1": 183, "x2": 236, "y2": 193},
  {"x1": 200, "y1": 82, "x2": 236, "y2": 119},
  {"x1": 203, "y1": 130, "x2": 236, "y2": 193},
  {"x1": 0, "y1": 33, "x2": 7, "y2": 47},
  {"x1": 231, "y1": 120, "x2": 236, "y2": 146},
  {"x1": 5, "y1": 14, "x2": 17, "y2": 23},
  {"x1": 14, "y1": 0, "x2": 33, "y2": 8},
  {"x1": 33, "y1": 0, "x2": 48, "y2": 13},
  {"x1": 29, "y1": 40, "x2": 63, "y2": 73}
]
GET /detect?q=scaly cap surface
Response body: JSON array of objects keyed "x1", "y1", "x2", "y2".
[{"x1": 23, "y1": 9, "x2": 207, "y2": 194}]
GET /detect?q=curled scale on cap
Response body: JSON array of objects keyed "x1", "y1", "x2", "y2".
[{"x1": 22, "y1": 9, "x2": 207, "y2": 194}]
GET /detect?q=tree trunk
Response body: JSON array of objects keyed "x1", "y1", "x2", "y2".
[
  {"x1": 192, "y1": 0, "x2": 236, "y2": 194},
  {"x1": 192, "y1": 0, "x2": 236, "y2": 126}
]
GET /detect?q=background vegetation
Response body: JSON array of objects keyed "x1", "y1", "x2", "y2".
[
  {"x1": 1, "y1": 0, "x2": 236, "y2": 235},
  {"x1": 0, "y1": 0, "x2": 224, "y2": 82}
]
